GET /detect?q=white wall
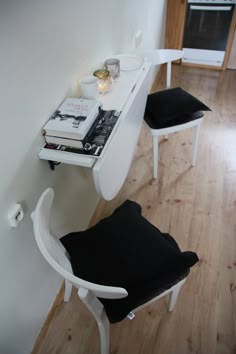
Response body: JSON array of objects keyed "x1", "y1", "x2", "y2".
[{"x1": 0, "y1": 1, "x2": 167, "y2": 353}]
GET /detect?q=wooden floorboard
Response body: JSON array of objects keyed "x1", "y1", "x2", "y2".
[{"x1": 34, "y1": 65, "x2": 236, "y2": 354}]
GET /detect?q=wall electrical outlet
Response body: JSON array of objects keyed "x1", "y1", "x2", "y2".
[
  {"x1": 134, "y1": 31, "x2": 143, "y2": 49},
  {"x1": 8, "y1": 203, "x2": 24, "y2": 228}
]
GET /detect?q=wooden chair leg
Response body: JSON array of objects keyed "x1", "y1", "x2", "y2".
[
  {"x1": 168, "y1": 282, "x2": 182, "y2": 312},
  {"x1": 152, "y1": 135, "x2": 158, "y2": 179},
  {"x1": 192, "y1": 122, "x2": 201, "y2": 166},
  {"x1": 64, "y1": 279, "x2": 72, "y2": 302}
]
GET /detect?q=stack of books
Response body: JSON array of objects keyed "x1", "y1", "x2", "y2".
[{"x1": 43, "y1": 97, "x2": 101, "y2": 149}]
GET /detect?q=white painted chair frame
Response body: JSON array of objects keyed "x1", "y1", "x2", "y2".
[
  {"x1": 144, "y1": 49, "x2": 203, "y2": 179},
  {"x1": 32, "y1": 188, "x2": 186, "y2": 354}
]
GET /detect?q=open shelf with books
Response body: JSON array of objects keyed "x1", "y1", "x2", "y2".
[{"x1": 42, "y1": 109, "x2": 120, "y2": 159}]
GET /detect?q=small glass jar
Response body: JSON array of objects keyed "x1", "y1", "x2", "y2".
[
  {"x1": 104, "y1": 58, "x2": 120, "y2": 79},
  {"x1": 93, "y1": 69, "x2": 113, "y2": 94}
]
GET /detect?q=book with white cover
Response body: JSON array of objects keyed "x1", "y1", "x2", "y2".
[
  {"x1": 43, "y1": 97, "x2": 100, "y2": 140},
  {"x1": 45, "y1": 135, "x2": 84, "y2": 148}
]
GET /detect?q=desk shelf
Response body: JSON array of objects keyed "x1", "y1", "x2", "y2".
[{"x1": 39, "y1": 60, "x2": 151, "y2": 200}]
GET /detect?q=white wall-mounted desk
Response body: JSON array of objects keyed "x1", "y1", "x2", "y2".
[{"x1": 39, "y1": 61, "x2": 151, "y2": 200}]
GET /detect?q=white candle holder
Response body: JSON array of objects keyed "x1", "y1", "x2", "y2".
[
  {"x1": 79, "y1": 76, "x2": 99, "y2": 99},
  {"x1": 104, "y1": 58, "x2": 120, "y2": 79},
  {"x1": 93, "y1": 69, "x2": 113, "y2": 94}
]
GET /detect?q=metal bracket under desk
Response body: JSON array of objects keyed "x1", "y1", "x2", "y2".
[{"x1": 39, "y1": 61, "x2": 151, "y2": 200}]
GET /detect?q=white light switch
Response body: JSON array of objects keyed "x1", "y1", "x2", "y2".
[{"x1": 134, "y1": 31, "x2": 143, "y2": 49}]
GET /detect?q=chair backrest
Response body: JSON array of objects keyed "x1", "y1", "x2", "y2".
[
  {"x1": 143, "y1": 49, "x2": 184, "y2": 89},
  {"x1": 31, "y1": 188, "x2": 127, "y2": 299}
]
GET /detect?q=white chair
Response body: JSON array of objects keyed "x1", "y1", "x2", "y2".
[
  {"x1": 31, "y1": 188, "x2": 194, "y2": 354},
  {"x1": 143, "y1": 49, "x2": 209, "y2": 179}
]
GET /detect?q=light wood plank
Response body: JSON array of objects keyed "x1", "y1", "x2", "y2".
[
  {"x1": 227, "y1": 29, "x2": 236, "y2": 69},
  {"x1": 223, "y1": 8, "x2": 236, "y2": 70},
  {"x1": 165, "y1": 0, "x2": 187, "y2": 50}
]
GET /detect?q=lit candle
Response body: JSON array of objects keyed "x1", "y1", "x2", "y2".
[
  {"x1": 93, "y1": 69, "x2": 113, "y2": 94},
  {"x1": 98, "y1": 82, "x2": 105, "y2": 92}
]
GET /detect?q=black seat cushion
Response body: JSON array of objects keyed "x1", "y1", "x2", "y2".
[
  {"x1": 60, "y1": 200, "x2": 199, "y2": 323},
  {"x1": 145, "y1": 87, "x2": 211, "y2": 129}
]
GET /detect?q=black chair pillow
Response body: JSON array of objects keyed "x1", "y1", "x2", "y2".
[
  {"x1": 145, "y1": 87, "x2": 211, "y2": 127},
  {"x1": 60, "y1": 200, "x2": 199, "y2": 323}
]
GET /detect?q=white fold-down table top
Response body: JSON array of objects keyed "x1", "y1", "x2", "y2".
[{"x1": 39, "y1": 60, "x2": 151, "y2": 200}]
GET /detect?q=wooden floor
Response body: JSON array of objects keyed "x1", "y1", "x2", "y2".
[{"x1": 35, "y1": 65, "x2": 236, "y2": 354}]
